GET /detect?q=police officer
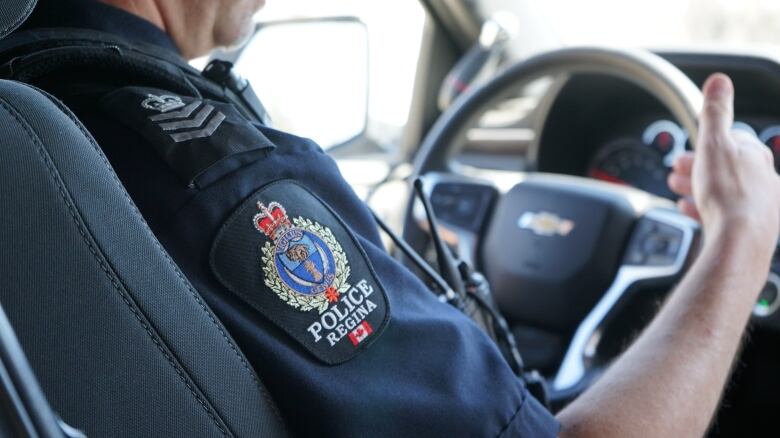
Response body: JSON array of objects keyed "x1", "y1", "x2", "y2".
[{"x1": 13, "y1": 0, "x2": 780, "y2": 437}]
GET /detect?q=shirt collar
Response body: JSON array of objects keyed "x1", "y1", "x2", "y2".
[{"x1": 20, "y1": 0, "x2": 181, "y2": 54}]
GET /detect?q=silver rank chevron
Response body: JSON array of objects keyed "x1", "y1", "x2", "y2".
[{"x1": 143, "y1": 94, "x2": 226, "y2": 143}]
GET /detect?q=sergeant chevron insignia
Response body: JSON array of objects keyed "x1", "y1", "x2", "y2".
[
  {"x1": 143, "y1": 93, "x2": 227, "y2": 143},
  {"x1": 100, "y1": 87, "x2": 275, "y2": 188},
  {"x1": 210, "y1": 180, "x2": 390, "y2": 364}
]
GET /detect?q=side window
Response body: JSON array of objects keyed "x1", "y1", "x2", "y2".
[
  {"x1": 236, "y1": 17, "x2": 369, "y2": 148},
  {"x1": 230, "y1": 0, "x2": 427, "y2": 155}
]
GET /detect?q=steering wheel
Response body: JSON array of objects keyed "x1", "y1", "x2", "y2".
[{"x1": 403, "y1": 47, "x2": 703, "y2": 399}]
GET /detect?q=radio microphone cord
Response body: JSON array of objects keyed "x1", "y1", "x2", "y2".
[{"x1": 371, "y1": 177, "x2": 550, "y2": 408}]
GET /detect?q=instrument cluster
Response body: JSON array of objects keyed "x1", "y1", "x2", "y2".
[{"x1": 588, "y1": 119, "x2": 780, "y2": 200}]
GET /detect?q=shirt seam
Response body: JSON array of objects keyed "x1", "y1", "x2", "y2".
[{"x1": 495, "y1": 389, "x2": 528, "y2": 438}]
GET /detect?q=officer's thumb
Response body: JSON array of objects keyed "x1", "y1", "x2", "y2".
[{"x1": 698, "y1": 73, "x2": 735, "y2": 155}]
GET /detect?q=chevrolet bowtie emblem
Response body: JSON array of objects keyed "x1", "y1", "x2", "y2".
[{"x1": 517, "y1": 211, "x2": 575, "y2": 237}]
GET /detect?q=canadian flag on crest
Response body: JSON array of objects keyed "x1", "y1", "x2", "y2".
[{"x1": 348, "y1": 321, "x2": 373, "y2": 347}]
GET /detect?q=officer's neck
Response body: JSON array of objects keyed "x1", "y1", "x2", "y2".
[
  {"x1": 98, "y1": 0, "x2": 166, "y2": 31},
  {"x1": 96, "y1": 0, "x2": 218, "y2": 59}
]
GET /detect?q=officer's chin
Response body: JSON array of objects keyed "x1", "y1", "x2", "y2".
[{"x1": 218, "y1": 22, "x2": 256, "y2": 53}]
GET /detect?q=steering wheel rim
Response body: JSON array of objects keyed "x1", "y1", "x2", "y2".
[
  {"x1": 404, "y1": 46, "x2": 704, "y2": 397},
  {"x1": 411, "y1": 46, "x2": 703, "y2": 175}
]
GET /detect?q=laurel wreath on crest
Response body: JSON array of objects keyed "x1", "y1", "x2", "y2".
[{"x1": 261, "y1": 217, "x2": 351, "y2": 314}]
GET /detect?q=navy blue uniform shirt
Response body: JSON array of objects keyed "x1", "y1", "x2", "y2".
[{"x1": 20, "y1": 0, "x2": 561, "y2": 436}]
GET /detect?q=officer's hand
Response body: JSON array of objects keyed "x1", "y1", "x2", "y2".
[{"x1": 668, "y1": 73, "x2": 780, "y2": 254}]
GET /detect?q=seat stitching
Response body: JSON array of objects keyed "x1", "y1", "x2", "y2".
[
  {"x1": 33, "y1": 84, "x2": 285, "y2": 425},
  {"x1": 0, "y1": 97, "x2": 231, "y2": 437},
  {"x1": 33, "y1": 85, "x2": 286, "y2": 425},
  {"x1": 0, "y1": 0, "x2": 36, "y2": 37}
]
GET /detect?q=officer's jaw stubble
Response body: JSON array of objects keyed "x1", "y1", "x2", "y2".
[
  {"x1": 210, "y1": 0, "x2": 267, "y2": 56},
  {"x1": 100, "y1": 0, "x2": 266, "y2": 59}
]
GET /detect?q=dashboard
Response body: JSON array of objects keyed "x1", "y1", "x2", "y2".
[
  {"x1": 537, "y1": 52, "x2": 780, "y2": 325},
  {"x1": 587, "y1": 117, "x2": 780, "y2": 200},
  {"x1": 538, "y1": 53, "x2": 780, "y2": 183}
]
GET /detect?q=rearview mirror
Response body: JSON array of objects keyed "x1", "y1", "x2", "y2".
[{"x1": 232, "y1": 17, "x2": 369, "y2": 149}]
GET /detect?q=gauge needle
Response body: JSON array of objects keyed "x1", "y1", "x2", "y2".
[{"x1": 589, "y1": 169, "x2": 628, "y2": 186}]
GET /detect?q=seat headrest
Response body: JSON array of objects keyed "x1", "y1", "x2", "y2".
[{"x1": 0, "y1": 0, "x2": 37, "y2": 39}]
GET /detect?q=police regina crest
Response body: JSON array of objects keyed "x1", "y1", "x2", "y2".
[
  {"x1": 254, "y1": 202, "x2": 351, "y2": 314},
  {"x1": 209, "y1": 181, "x2": 389, "y2": 362}
]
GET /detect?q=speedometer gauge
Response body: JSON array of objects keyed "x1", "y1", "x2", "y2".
[
  {"x1": 733, "y1": 121, "x2": 758, "y2": 138},
  {"x1": 588, "y1": 139, "x2": 676, "y2": 199},
  {"x1": 642, "y1": 120, "x2": 686, "y2": 167},
  {"x1": 759, "y1": 125, "x2": 780, "y2": 172}
]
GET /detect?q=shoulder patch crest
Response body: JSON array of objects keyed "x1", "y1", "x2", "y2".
[
  {"x1": 210, "y1": 180, "x2": 390, "y2": 364},
  {"x1": 255, "y1": 202, "x2": 350, "y2": 314}
]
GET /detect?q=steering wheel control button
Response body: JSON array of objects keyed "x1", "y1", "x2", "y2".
[
  {"x1": 431, "y1": 183, "x2": 495, "y2": 232},
  {"x1": 753, "y1": 273, "x2": 780, "y2": 317},
  {"x1": 624, "y1": 217, "x2": 683, "y2": 267}
]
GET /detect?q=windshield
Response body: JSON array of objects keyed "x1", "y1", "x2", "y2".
[{"x1": 491, "y1": 0, "x2": 780, "y2": 56}]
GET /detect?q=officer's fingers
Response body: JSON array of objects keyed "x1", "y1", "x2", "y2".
[
  {"x1": 672, "y1": 152, "x2": 695, "y2": 176},
  {"x1": 677, "y1": 197, "x2": 701, "y2": 222},
  {"x1": 698, "y1": 73, "x2": 735, "y2": 156},
  {"x1": 668, "y1": 171, "x2": 693, "y2": 197},
  {"x1": 730, "y1": 128, "x2": 758, "y2": 144},
  {"x1": 766, "y1": 147, "x2": 776, "y2": 167},
  {"x1": 735, "y1": 132, "x2": 775, "y2": 168},
  {"x1": 752, "y1": 140, "x2": 775, "y2": 168}
]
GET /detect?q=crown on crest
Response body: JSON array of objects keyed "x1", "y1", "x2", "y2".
[
  {"x1": 141, "y1": 94, "x2": 186, "y2": 113},
  {"x1": 253, "y1": 202, "x2": 292, "y2": 240}
]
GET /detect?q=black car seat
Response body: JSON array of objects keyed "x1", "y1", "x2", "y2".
[{"x1": 0, "y1": 1, "x2": 287, "y2": 436}]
